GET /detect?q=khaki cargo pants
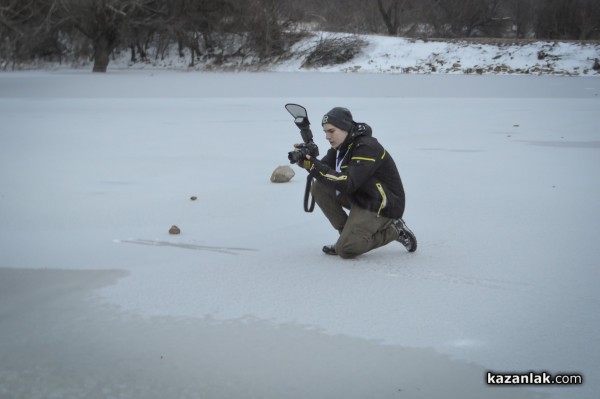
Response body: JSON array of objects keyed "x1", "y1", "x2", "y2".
[{"x1": 311, "y1": 180, "x2": 399, "y2": 258}]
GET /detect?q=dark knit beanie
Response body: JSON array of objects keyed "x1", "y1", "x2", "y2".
[{"x1": 322, "y1": 107, "x2": 354, "y2": 132}]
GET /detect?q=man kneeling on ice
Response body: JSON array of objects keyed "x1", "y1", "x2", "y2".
[{"x1": 294, "y1": 107, "x2": 417, "y2": 258}]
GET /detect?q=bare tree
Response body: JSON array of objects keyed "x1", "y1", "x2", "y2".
[
  {"x1": 577, "y1": 0, "x2": 600, "y2": 39},
  {"x1": 535, "y1": 0, "x2": 600, "y2": 40},
  {"x1": 1, "y1": 0, "x2": 66, "y2": 67},
  {"x1": 57, "y1": 0, "x2": 164, "y2": 72},
  {"x1": 377, "y1": 0, "x2": 406, "y2": 35},
  {"x1": 236, "y1": 0, "x2": 285, "y2": 60},
  {"x1": 166, "y1": 0, "x2": 236, "y2": 61},
  {"x1": 504, "y1": 0, "x2": 535, "y2": 38},
  {"x1": 433, "y1": 0, "x2": 507, "y2": 37}
]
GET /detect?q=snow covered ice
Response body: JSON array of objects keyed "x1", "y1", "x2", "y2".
[{"x1": 1, "y1": 64, "x2": 599, "y2": 398}]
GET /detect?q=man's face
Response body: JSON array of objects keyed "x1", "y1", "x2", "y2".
[{"x1": 323, "y1": 123, "x2": 348, "y2": 149}]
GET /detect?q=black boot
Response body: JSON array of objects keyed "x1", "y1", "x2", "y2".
[
  {"x1": 322, "y1": 245, "x2": 337, "y2": 255},
  {"x1": 392, "y1": 218, "x2": 417, "y2": 252}
]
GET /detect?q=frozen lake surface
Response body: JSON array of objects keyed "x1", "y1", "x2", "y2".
[{"x1": 1, "y1": 71, "x2": 599, "y2": 398}]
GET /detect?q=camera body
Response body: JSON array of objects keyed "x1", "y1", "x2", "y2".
[{"x1": 288, "y1": 141, "x2": 319, "y2": 164}]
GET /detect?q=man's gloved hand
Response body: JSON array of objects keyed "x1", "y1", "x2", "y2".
[
  {"x1": 298, "y1": 159, "x2": 312, "y2": 170},
  {"x1": 290, "y1": 143, "x2": 312, "y2": 170}
]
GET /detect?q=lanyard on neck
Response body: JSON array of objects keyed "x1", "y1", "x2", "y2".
[{"x1": 335, "y1": 144, "x2": 352, "y2": 173}]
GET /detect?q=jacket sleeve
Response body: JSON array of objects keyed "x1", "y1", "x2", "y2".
[{"x1": 309, "y1": 142, "x2": 382, "y2": 194}]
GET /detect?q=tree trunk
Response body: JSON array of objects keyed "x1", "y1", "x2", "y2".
[
  {"x1": 92, "y1": 32, "x2": 117, "y2": 72},
  {"x1": 92, "y1": 37, "x2": 110, "y2": 72},
  {"x1": 377, "y1": 0, "x2": 399, "y2": 35}
]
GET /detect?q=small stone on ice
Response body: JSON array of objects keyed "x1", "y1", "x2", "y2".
[{"x1": 271, "y1": 165, "x2": 295, "y2": 183}]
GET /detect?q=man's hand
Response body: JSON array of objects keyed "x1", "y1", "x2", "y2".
[{"x1": 289, "y1": 144, "x2": 309, "y2": 169}]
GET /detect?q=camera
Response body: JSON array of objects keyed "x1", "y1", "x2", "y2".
[
  {"x1": 288, "y1": 141, "x2": 319, "y2": 164},
  {"x1": 284, "y1": 103, "x2": 319, "y2": 212}
]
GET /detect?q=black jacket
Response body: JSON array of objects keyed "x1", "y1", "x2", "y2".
[{"x1": 309, "y1": 123, "x2": 405, "y2": 219}]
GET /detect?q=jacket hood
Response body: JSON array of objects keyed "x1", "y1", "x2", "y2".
[
  {"x1": 338, "y1": 122, "x2": 372, "y2": 151},
  {"x1": 353, "y1": 122, "x2": 372, "y2": 138}
]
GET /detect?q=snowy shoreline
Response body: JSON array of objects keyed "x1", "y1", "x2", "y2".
[{"x1": 4, "y1": 33, "x2": 600, "y2": 76}]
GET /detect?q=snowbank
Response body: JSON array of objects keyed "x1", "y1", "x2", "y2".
[
  {"x1": 105, "y1": 33, "x2": 600, "y2": 76},
  {"x1": 8, "y1": 32, "x2": 599, "y2": 76}
]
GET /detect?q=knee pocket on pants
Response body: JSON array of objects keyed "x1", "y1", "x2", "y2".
[{"x1": 337, "y1": 226, "x2": 372, "y2": 259}]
